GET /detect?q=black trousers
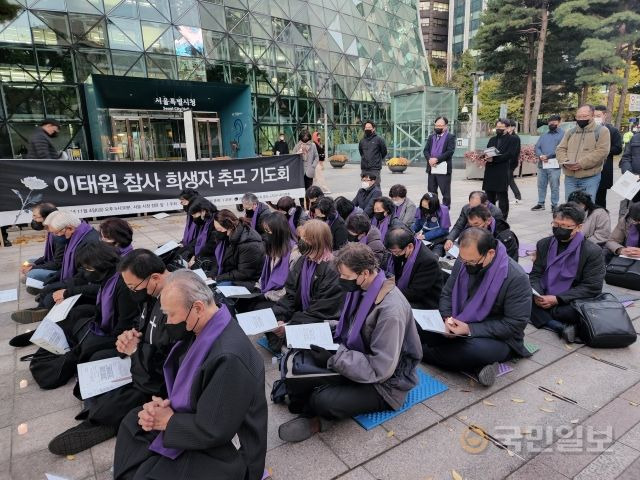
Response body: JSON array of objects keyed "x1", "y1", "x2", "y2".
[
  {"x1": 486, "y1": 190, "x2": 509, "y2": 219},
  {"x1": 530, "y1": 303, "x2": 580, "y2": 328},
  {"x1": 420, "y1": 331, "x2": 511, "y2": 373},
  {"x1": 428, "y1": 173, "x2": 452, "y2": 207},
  {"x1": 286, "y1": 375, "x2": 388, "y2": 420},
  {"x1": 508, "y1": 167, "x2": 522, "y2": 200},
  {"x1": 595, "y1": 185, "x2": 608, "y2": 210}
]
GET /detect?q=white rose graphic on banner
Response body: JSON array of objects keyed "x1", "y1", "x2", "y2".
[{"x1": 11, "y1": 176, "x2": 48, "y2": 225}]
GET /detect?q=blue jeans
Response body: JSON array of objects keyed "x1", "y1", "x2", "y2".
[
  {"x1": 564, "y1": 173, "x2": 601, "y2": 202},
  {"x1": 537, "y1": 167, "x2": 561, "y2": 207},
  {"x1": 27, "y1": 267, "x2": 57, "y2": 282}
]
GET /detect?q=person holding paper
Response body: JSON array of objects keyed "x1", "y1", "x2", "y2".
[
  {"x1": 567, "y1": 191, "x2": 610, "y2": 246},
  {"x1": 482, "y1": 119, "x2": 519, "y2": 220},
  {"x1": 422, "y1": 228, "x2": 532, "y2": 387},
  {"x1": 21, "y1": 202, "x2": 66, "y2": 286},
  {"x1": 277, "y1": 243, "x2": 421, "y2": 443},
  {"x1": 413, "y1": 192, "x2": 450, "y2": 257},
  {"x1": 532, "y1": 115, "x2": 564, "y2": 212},
  {"x1": 241, "y1": 192, "x2": 270, "y2": 235},
  {"x1": 113, "y1": 270, "x2": 267, "y2": 480},
  {"x1": 271, "y1": 220, "x2": 345, "y2": 350},
  {"x1": 389, "y1": 184, "x2": 417, "y2": 228},
  {"x1": 313, "y1": 197, "x2": 349, "y2": 250},
  {"x1": 371, "y1": 196, "x2": 405, "y2": 242},
  {"x1": 444, "y1": 191, "x2": 504, "y2": 253},
  {"x1": 206, "y1": 209, "x2": 265, "y2": 289},
  {"x1": 385, "y1": 228, "x2": 443, "y2": 311},
  {"x1": 345, "y1": 213, "x2": 388, "y2": 267},
  {"x1": 424, "y1": 116, "x2": 455, "y2": 207},
  {"x1": 352, "y1": 173, "x2": 382, "y2": 218},
  {"x1": 466, "y1": 205, "x2": 519, "y2": 261},
  {"x1": 529, "y1": 203, "x2": 605, "y2": 340},
  {"x1": 178, "y1": 188, "x2": 200, "y2": 246},
  {"x1": 274, "y1": 195, "x2": 308, "y2": 237},
  {"x1": 48, "y1": 249, "x2": 174, "y2": 455},
  {"x1": 99, "y1": 218, "x2": 134, "y2": 256},
  {"x1": 606, "y1": 202, "x2": 640, "y2": 262},
  {"x1": 186, "y1": 197, "x2": 218, "y2": 269},
  {"x1": 620, "y1": 130, "x2": 640, "y2": 205}
]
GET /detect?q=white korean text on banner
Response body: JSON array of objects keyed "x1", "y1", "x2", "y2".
[{"x1": 0, "y1": 155, "x2": 305, "y2": 226}]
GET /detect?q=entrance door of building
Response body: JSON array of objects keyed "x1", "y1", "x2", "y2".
[
  {"x1": 194, "y1": 118, "x2": 222, "y2": 160},
  {"x1": 110, "y1": 116, "x2": 148, "y2": 161}
]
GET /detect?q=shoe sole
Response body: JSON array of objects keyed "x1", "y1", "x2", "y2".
[
  {"x1": 49, "y1": 424, "x2": 117, "y2": 456},
  {"x1": 11, "y1": 309, "x2": 48, "y2": 324},
  {"x1": 478, "y1": 362, "x2": 498, "y2": 387},
  {"x1": 278, "y1": 419, "x2": 314, "y2": 443},
  {"x1": 25, "y1": 286, "x2": 40, "y2": 296}
]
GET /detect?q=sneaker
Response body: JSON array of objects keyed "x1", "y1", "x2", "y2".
[
  {"x1": 9, "y1": 331, "x2": 33, "y2": 347},
  {"x1": 510, "y1": 199, "x2": 522, "y2": 205},
  {"x1": 477, "y1": 362, "x2": 499, "y2": 387},
  {"x1": 10, "y1": 308, "x2": 48, "y2": 324},
  {"x1": 26, "y1": 286, "x2": 40, "y2": 296},
  {"x1": 531, "y1": 204, "x2": 545, "y2": 211},
  {"x1": 278, "y1": 416, "x2": 331, "y2": 443},
  {"x1": 48, "y1": 421, "x2": 117, "y2": 455}
]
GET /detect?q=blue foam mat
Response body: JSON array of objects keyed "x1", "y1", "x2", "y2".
[
  {"x1": 256, "y1": 336, "x2": 283, "y2": 358},
  {"x1": 353, "y1": 370, "x2": 448, "y2": 430}
]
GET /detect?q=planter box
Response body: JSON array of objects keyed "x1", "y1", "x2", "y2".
[
  {"x1": 388, "y1": 165, "x2": 407, "y2": 173},
  {"x1": 330, "y1": 161, "x2": 346, "y2": 168},
  {"x1": 520, "y1": 161, "x2": 538, "y2": 177},
  {"x1": 465, "y1": 161, "x2": 485, "y2": 180}
]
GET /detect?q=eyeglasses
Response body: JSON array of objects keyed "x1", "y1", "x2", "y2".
[
  {"x1": 54, "y1": 227, "x2": 66, "y2": 236},
  {"x1": 128, "y1": 275, "x2": 149, "y2": 292},
  {"x1": 550, "y1": 222, "x2": 578, "y2": 229},
  {"x1": 459, "y1": 254, "x2": 486, "y2": 267}
]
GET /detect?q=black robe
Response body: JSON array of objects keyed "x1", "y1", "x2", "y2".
[
  {"x1": 482, "y1": 134, "x2": 519, "y2": 192},
  {"x1": 392, "y1": 245, "x2": 443, "y2": 310},
  {"x1": 113, "y1": 321, "x2": 268, "y2": 480}
]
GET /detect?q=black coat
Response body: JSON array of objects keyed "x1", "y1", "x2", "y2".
[
  {"x1": 424, "y1": 132, "x2": 456, "y2": 175},
  {"x1": 33, "y1": 234, "x2": 67, "y2": 271},
  {"x1": 482, "y1": 134, "x2": 519, "y2": 192},
  {"x1": 392, "y1": 244, "x2": 443, "y2": 310},
  {"x1": 600, "y1": 124, "x2": 623, "y2": 189},
  {"x1": 510, "y1": 133, "x2": 521, "y2": 169},
  {"x1": 329, "y1": 214, "x2": 348, "y2": 250},
  {"x1": 59, "y1": 228, "x2": 102, "y2": 300},
  {"x1": 447, "y1": 203, "x2": 504, "y2": 242},
  {"x1": 359, "y1": 133, "x2": 388, "y2": 172},
  {"x1": 26, "y1": 127, "x2": 59, "y2": 159},
  {"x1": 250, "y1": 202, "x2": 270, "y2": 235},
  {"x1": 210, "y1": 224, "x2": 265, "y2": 289},
  {"x1": 113, "y1": 320, "x2": 267, "y2": 480},
  {"x1": 272, "y1": 139, "x2": 289, "y2": 155},
  {"x1": 352, "y1": 184, "x2": 383, "y2": 217},
  {"x1": 273, "y1": 257, "x2": 345, "y2": 324},
  {"x1": 529, "y1": 236, "x2": 605, "y2": 304}
]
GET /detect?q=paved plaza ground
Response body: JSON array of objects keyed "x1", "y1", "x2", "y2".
[{"x1": 1, "y1": 165, "x2": 640, "y2": 480}]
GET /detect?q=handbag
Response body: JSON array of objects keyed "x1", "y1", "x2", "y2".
[
  {"x1": 571, "y1": 293, "x2": 637, "y2": 348},
  {"x1": 605, "y1": 256, "x2": 640, "y2": 291}
]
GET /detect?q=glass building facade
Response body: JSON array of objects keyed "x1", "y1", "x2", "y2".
[
  {"x1": 448, "y1": 0, "x2": 484, "y2": 73},
  {"x1": 0, "y1": 0, "x2": 430, "y2": 160}
]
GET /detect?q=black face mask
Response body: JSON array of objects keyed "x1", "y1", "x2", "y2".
[
  {"x1": 373, "y1": 212, "x2": 385, "y2": 222},
  {"x1": 347, "y1": 233, "x2": 360, "y2": 243},
  {"x1": 339, "y1": 278, "x2": 360, "y2": 292},
  {"x1": 434, "y1": 128, "x2": 444, "y2": 135},
  {"x1": 182, "y1": 204, "x2": 189, "y2": 212},
  {"x1": 576, "y1": 119, "x2": 589, "y2": 129},
  {"x1": 245, "y1": 209, "x2": 254, "y2": 218},
  {"x1": 49, "y1": 131, "x2": 59, "y2": 138},
  {"x1": 548, "y1": 124, "x2": 558, "y2": 132},
  {"x1": 83, "y1": 269, "x2": 109, "y2": 283},
  {"x1": 298, "y1": 238, "x2": 312, "y2": 256},
  {"x1": 495, "y1": 129, "x2": 505, "y2": 136},
  {"x1": 552, "y1": 226, "x2": 573, "y2": 242},
  {"x1": 364, "y1": 130, "x2": 373, "y2": 138},
  {"x1": 214, "y1": 231, "x2": 227, "y2": 241},
  {"x1": 165, "y1": 321, "x2": 194, "y2": 343},
  {"x1": 31, "y1": 220, "x2": 44, "y2": 231},
  {"x1": 129, "y1": 288, "x2": 149, "y2": 303},
  {"x1": 465, "y1": 263, "x2": 484, "y2": 275},
  {"x1": 193, "y1": 216, "x2": 205, "y2": 226}
]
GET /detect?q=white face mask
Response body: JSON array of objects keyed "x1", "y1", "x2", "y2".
[
  {"x1": 594, "y1": 117, "x2": 603, "y2": 125},
  {"x1": 361, "y1": 181, "x2": 371, "y2": 189},
  {"x1": 392, "y1": 199, "x2": 403, "y2": 207}
]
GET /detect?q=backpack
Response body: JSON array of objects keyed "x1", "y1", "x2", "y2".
[{"x1": 566, "y1": 124, "x2": 603, "y2": 142}]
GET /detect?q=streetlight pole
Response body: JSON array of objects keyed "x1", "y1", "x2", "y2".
[{"x1": 469, "y1": 71, "x2": 483, "y2": 153}]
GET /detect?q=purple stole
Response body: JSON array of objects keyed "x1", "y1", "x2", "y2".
[
  {"x1": 347, "y1": 206, "x2": 363, "y2": 222},
  {"x1": 541, "y1": 233, "x2": 584, "y2": 295},
  {"x1": 250, "y1": 203, "x2": 264, "y2": 230},
  {"x1": 260, "y1": 245, "x2": 293, "y2": 293},
  {"x1": 372, "y1": 216, "x2": 391, "y2": 240},
  {"x1": 149, "y1": 305, "x2": 232, "y2": 459},
  {"x1": 488, "y1": 217, "x2": 496, "y2": 234},
  {"x1": 43, "y1": 233, "x2": 55, "y2": 262},
  {"x1": 194, "y1": 218, "x2": 212, "y2": 256},
  {"x1": 214, "y1": 239, "x2": 227, "y2": 276},
  {"x1": 61, "y1": 222, "x2": 93, "y2": 281},
  {"x1": 438, "y1": 205, "x2": 451, "y2": 229},
  {"x1": 118, "y1": 244, "x2": 133, "y2": 256},
  {"x1": 287, "y1": 213, "x2": 297, "y2": 237},
  {"x1": 394, "y1": 239, "x2": 421, "y2": 291},
  {"x1": 359, "y1": 233, "x2": 368, "y2": 245},
  {"x1": 181, "y1": 216, "x2": 197, "y2": 245},
  {"x1": 90, "y1": 271, "x2": 120, "y2": 336},
  {"x1": 394, "y1": 201, "x2": 407, "y2": 221},
  {"x1": 626, "y1": 224, "x2": 639, "y2": 247},
  {"x1": 451, "y1": 242, "x2": 509, "y2": 323},
  {"x1": 300, "y1": 258, "x2": 317, "y2": 310},
  {"x1": 334, "y1": 270, "x2": 385, "y2": 352},
  {"x1": 326, "y1": 214, "x2": 338, "y2": 228},
  {"x1": 430, "y1": 133, "x2": 447, "y2": 157}
]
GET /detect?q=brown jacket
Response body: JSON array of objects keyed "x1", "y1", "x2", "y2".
[
  {"x1": 556, "y1": 120, "x2": 610, "y2": 178},
  {"x1": 606, "y1": 215, "x2": 637, "y2": 254}
]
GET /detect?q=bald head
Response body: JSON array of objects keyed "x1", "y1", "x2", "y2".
[{"x1": 576, "y1": 105, "x2": 594, "y2": 121}]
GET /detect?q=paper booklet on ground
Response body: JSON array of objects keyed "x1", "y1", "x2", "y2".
[
  {"x1": 237, "y1": 308, "x2": 278, "y2": 335},
  {"x1": 152, "y1": 212, "x2": 169, "y2": 219},
  {"x1": 154, "y1": 240, "x2": 180, "y2": 256},
  {"x1": 412, "y1": 309, "x2": 447, "y2": 334},
  {"x1": 285, "y1": 323, "x2": 340, "y2": 350},
  {"x1": 25, "y1": 277, "x2": 45, "y2": 289},
  {"x1": 0, "y1": 289, "x2": 17, "y2": 303},
  {"x1": 43, "y1": 294, "x2": 82, "y2": 323},
  {"x1": 431, "y1": 161, "x2": 447, "y2": 175},
  {"x1": 30, "y1": 319, "x2": 70, "y2": 355},
  {"x1": 447, "y1": 244, "x2": 459, "y2": 259},
  {"x1": 217, "y1": 285, "x2": 252, "y2": 297},
  {"x1": 612, "y1": 171, "x2": 640, "y2": 200},
  {"x1": 77, "y1": 356, "x2": 132, "y2": 400},
  {"x1": 542, "y1": 157, "x2": 559, "y2": 169},
  {"x1": 46, "y1": 474, "x2": 71, "y2": 480}
]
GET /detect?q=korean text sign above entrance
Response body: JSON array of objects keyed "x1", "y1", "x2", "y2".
[{"x1": 0, "y1": 155, "x2": 305, "y2": 226}]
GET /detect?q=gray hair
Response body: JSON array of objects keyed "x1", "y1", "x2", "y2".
[
  {"x1": 47, "y1": 210, "x2": 81, "y2": 230},
  {"x1": 241, "y1": 193, "x2": 258, "y2": 204},
  {"x1": 43, "y1": 210, "x2": 60, "y2": 227},
  {"x1": 164, "y1": 269, "x2": 215, "y2": 309}
]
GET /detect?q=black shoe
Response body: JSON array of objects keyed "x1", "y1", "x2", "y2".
[
  {"x1": 278, "y1": 417, "x2": 331, "y2": 443},
  {"x1": 477, "y1": 362, "x2": 498, "y2": 387},
  {"x1": 11, "y1": 308, "x2": 48, "y2": 324},
  {"x1": 48, "y1": 421, "x2": 117, "y2": 455},
  {"x1": 26, "y1": 286, "x2": 40, "y2": 296},
  {"x1": 530, "y1": 204, "x2": 545, "y2": 211},
  {"x1": 2, "y1": 239, "x2": 11, "y2": 247},
  {"x1": 9, "y1": 331, "x2": 33, "y2": 347}
]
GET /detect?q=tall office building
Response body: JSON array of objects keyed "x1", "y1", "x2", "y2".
[
  {"x1": 0, "y1": 0, "x2": 429, "y2": 160},
  {"x1": 447, "y1": 0, "x2": 485, "y2": 77},
  {"x1": 417, "y1": 1, "x2": 449, "y2": 68}
]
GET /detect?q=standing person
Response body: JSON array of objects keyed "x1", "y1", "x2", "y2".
[
  {"x1": 620, "y1": 129, "x2": 640, "y2": 209},
  {"x1": 272, "y1": 132, "x2": 289, "y2": 155},
  {"x1": 424, "y1": 116, "x2": 456, "y2": 207},
  {"x1": 507, "y1": 119, "x2": 522, "y2": 206},
  {"x1": 26, "y1": 118, "x2": 61, "y2": 159},
  {"x1": 531, "y1": 115, "x2": 564, "y2": 211},
  {"x1": 482, "y1": 119, "x2": 519, "y2": 220},
  {"x1": 312, "y1": 131, "x2": 330, "y2": 194},
  {"x1": 593, "y1": 105, "x2": 623, "y2": 209},
  {"x1": 359, "y1": 120, "x2": 387, "y2": 185},
  {"x1": 1, "y1": 226, "x2": 10, "y2": 247},
  {"x1": 293, "y1": 129, "x2": 319, "y2": 190},
  {"x1": 556, "y1": 104, "x2": 610, "y2": 200}
]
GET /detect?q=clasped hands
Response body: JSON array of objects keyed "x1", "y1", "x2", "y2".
[
  {"x1": 116, "y1": 328, "x2": 142, "y2": 355},
  {"x1": 534, "y1": 294, "x2": 558, "y2": 309},
  {"x1": 443, "y1": 317, "x2": 470, "y2": 337},
  {"x1": 138, "y1": 396, "x2": 174, "y2": 432}
]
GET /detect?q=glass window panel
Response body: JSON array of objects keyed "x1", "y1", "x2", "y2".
[
  {"x1": 174, "y1": 26, "x2": 203, "y2": 56},
  {"x1": 228, "y1": 35, "x2": 251, "y2": 63},
  {"x1": 104, "y1": 0, "x2": 122, "y2": 12},
  {"x1": 145, "y1": 53, "x2": 176, "y2": 79},
  {"x1": 0, "y1": 11, "x2": 32, "y2": 44},
  {"x1": 175, "y1": 5, "x2": 200, "y2": 28},
  {"x1": 199, "y1": 3, "x2": 226, "y2": 31},
  {"x1": 202, "y1": 30, "x2": 228, "y2": 60},
  {"x1": 271, "y1": 17, "x2": 287, "y2": 39},
  {"x1": 205, "y1": 61, "x2": 227, "y2": 83},
  {"x1": 67, "y1": 0, "x2": 104, "y2": 14},
  {"x1": 75, "y1": 48, "x2": 112, "y2": 82},
  {"x1": 108, "y1": 17, "x2": 143, "y2": 51},
  {"x1": 229, "y1": 62, "x2": 253, "y2": 85},
  {"x1": 69, "y1": 14, "x2": 107, "y2": 47},
  {"x1": 30, "y1": 11, "x2": 70, "y2": 46},
  {"x1": 33, "y1": 0, "x2": 67, "y2": 11},
  {"x1": 225, "y1": 7, "x2": 250, "y2": 35},
  {"x1": 3, "y1": 84, "x2": 44, "y2": 120},
  {"x1": 0, "y1": 46, "x2": 38, "y2": 82},
  {"x1": 111, "y1": 50, "x2": 145, "y2": 76},
  {"x1": 170, "y1": 0, "x2": 195, "y2": 22},
  {"x1": 138, "y1": 0, "x2": 163, "y2": 21},
  {"x1": 143, "y1": 0, "x2": 171, "y2": 21},
  {"x1": 250, "y1": 13, "x2": 271, "y2": 39},
  {"x1": 177, "y1": 57, "x2": 205, "y2": 81},
  {"x1": 37, "y1": 47, "x2": 75, "y2": 83},
  {"x1": 9, "y1": 123, "x2": 35, "y2": 158},
  {"x1": 43, "y1": 85, "x2": 81, "y2": 120},
  {"x1": 141, "y1": 21, "x2": 171, "y2": 52},
  {"x1": 110, "y1": 0, "x2": 139, "y2": 18}
]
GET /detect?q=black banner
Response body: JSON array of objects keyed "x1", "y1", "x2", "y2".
[{"x1": 0, "y1": 155, "x2": 305, "y2": 226}]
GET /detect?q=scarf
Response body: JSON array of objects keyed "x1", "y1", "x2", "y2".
[
  {"x1": 149, "y1": 305, "x2": 232, "y2": 459},
  {"x1": 451, "y1": 242, "x2": 509, "y2": 323},
  {"x1": 43, "y1": 233, "x2": 54, "y2": 262},
  {"x1": 372, "y1": 215, "x2": 391, "y2": 240},
  {"x1": 61, "y1": 222, "x2": 93, "y2": 281},
  {"x1": 393, "y1": 239, "x2": 421, "y2": 291},
  {"x1": 214, "y1": 238, "x2": 227, "y2": 276},
  {"x1": 194, "y1": 217, "x2": 213, "y2": 256},
  {"x1": 118, "y1": 244, "x2": 133, "y2": 257},
  {"x1": 181, "y1": 215, "x2": 197, "y2": 245},
  {"x1": 394, "y1": 201, "x2": 407, "y2": 221},
  {"x1": 260, "y1": 244, "x2": 293, "y2": 293},
  {"x1": 334, "y1": 270, "x2": 385, "y2": 352},
  {"x1": 300, "y1": 258, "x2": 317, "y2": 310},
  {"x1": 430, "y1": 133, "x2": 447, "y2": 157},
  {"x1": 90, "y1": 271, "x2": 120, "y2": 336},
  {"x1": 488, "y1": 217, "x2": 496, "y2": 234},
  {"x1": 415, "y1": 205, "x2": 451, "y2": 230},
  {"x1": 626, "y1": 223, "x2": 639, "y2": 247},
  {"x1": 541, "y1": 232, "x2": 584, "y2": 295},
  {"x1": 250, "y1": 203, "x2": 263, "y2": 230}
]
